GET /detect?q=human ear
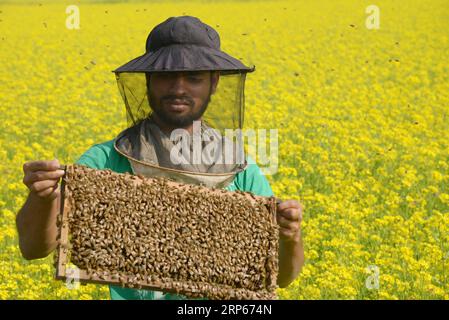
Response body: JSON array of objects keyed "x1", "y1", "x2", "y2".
[
  {"x1": 145, "y1": 73, "x2": 151, "y2": 90},
  {"x1": 210, "y1": 71, "x2": 219, "y2": 94}
]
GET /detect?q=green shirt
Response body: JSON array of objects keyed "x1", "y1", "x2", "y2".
[{"x1": 75, "y1": 139, "x2": 274, "y2": 300}]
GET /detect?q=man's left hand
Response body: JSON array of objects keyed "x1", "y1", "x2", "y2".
[{"x1": 276, "y1": 199, "x2": 303, "y2": 243}]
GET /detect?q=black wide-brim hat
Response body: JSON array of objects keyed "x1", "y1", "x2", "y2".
[{"x1": 113, "y1": 16, "x2": 255, "y2": 75}]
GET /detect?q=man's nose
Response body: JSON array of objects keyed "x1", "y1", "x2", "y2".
[{"x1": 170, "y1": 75, "x2": 188, "y2": 95}]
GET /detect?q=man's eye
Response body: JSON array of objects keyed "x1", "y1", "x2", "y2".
[
  {"x1": 188, "y1": 76, "x2": 203, "y2": 83},
  {"x1": 155, "y1": 73, "x2": 172, "y2": 79}
]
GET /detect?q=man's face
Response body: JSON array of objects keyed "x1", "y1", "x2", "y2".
[{"x1": 146, "y1": 71, "x2": 219, "y2": 128}]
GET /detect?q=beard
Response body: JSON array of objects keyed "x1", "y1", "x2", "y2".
[{"x1": 147, "y1": 87, "x2": 212, "y2": 128}]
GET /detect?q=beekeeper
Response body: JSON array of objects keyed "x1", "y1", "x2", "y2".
[{"x1": 17, "y1": 16, "x2": 304, "y2": 300}]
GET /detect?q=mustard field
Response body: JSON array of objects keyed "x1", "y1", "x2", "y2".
[{"x1": 0, "y1": 0, "x2": 448, "y2": 299}]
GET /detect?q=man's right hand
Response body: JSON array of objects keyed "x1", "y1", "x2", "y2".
[{"x1": 22, "y1": 159, "x2": 65, "y2": 202}]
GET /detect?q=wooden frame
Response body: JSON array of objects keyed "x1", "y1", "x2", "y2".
[{"x1": 54, "y1": 165, "x2": 279, "y2": 299}]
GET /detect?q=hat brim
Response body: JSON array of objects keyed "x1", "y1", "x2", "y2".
[{"x1": 112, "y1": 44, "x2": 255, "y2": 75}]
